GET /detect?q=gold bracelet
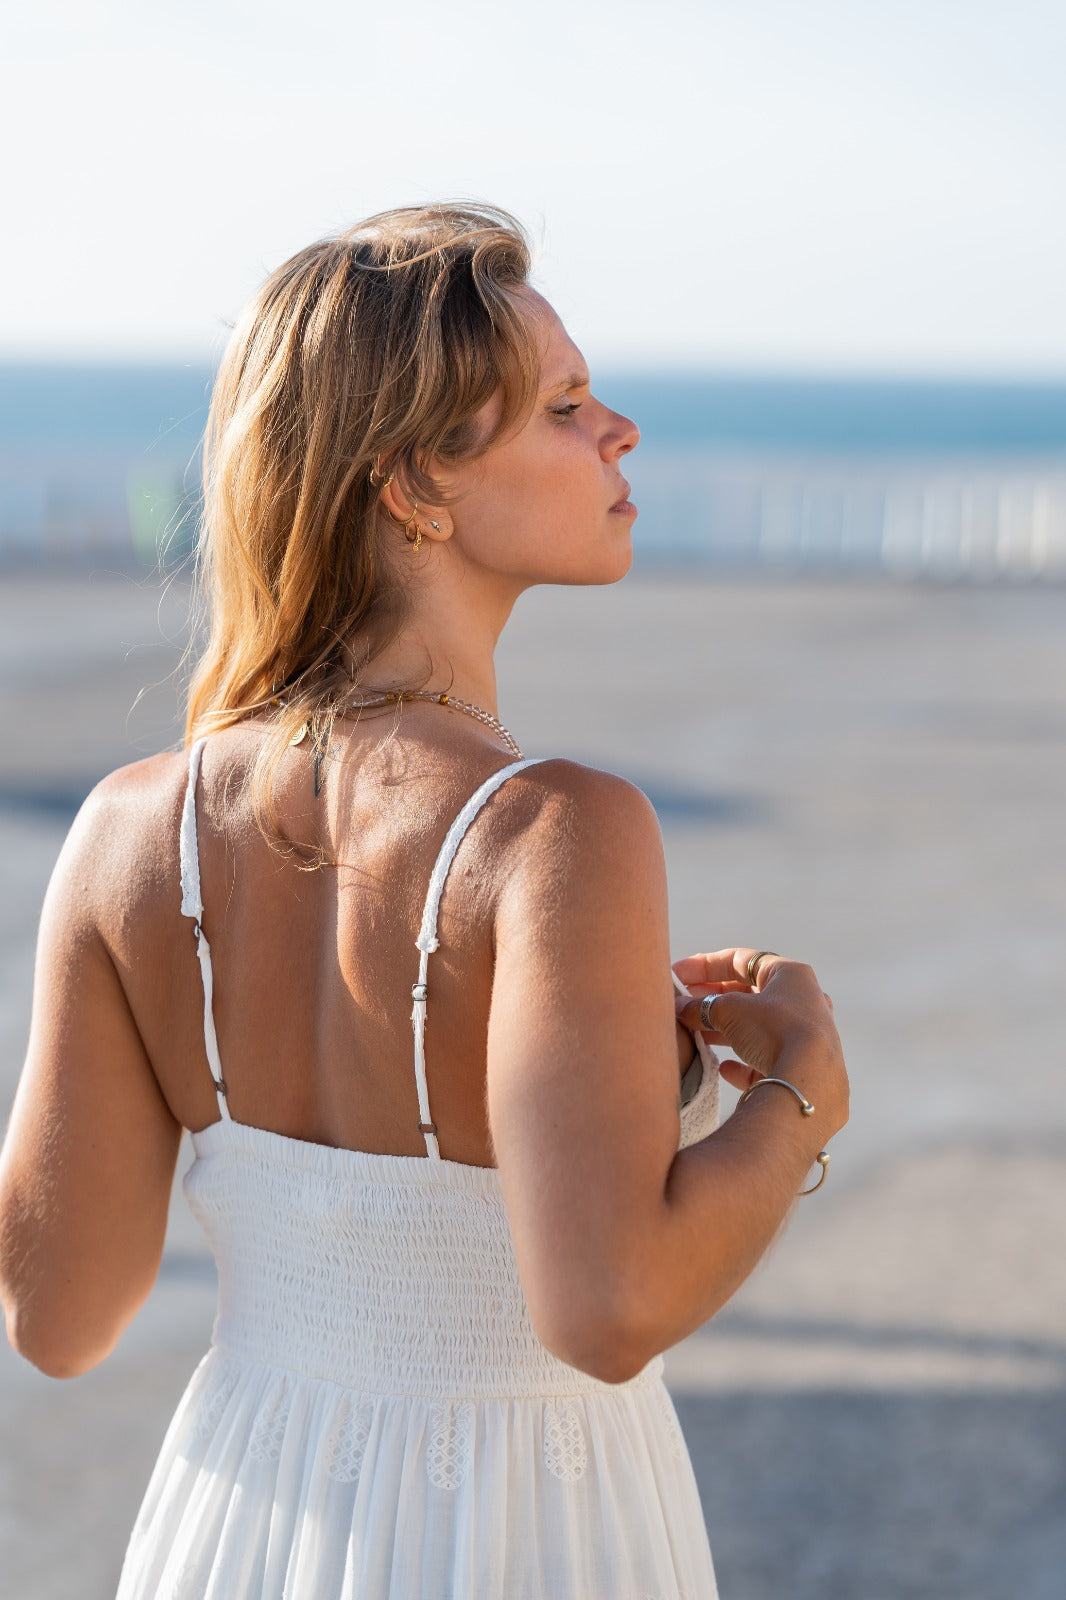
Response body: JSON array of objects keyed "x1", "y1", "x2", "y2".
[{"x1": 736, "y1": 1076, "x2": 830, "y2": 1195}]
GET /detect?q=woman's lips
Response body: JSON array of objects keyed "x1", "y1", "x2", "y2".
[{"x1": 611, "y1": 483, "x2": 637, "y2": 515}]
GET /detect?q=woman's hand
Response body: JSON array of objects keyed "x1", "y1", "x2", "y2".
[{"x1": 673, "y1": 948, "x2": 848, "y2": 1138}]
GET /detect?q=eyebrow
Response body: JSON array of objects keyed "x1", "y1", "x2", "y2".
[{"x1": 541, "y1": 369, "x2": 590, "y2": 394}]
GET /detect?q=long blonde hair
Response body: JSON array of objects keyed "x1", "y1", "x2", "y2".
[{"x1": 185, "y1": 202, "x2": 539, "y2": 833}]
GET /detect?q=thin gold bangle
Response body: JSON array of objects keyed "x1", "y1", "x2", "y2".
[{"x1": 737, "y1": 1075, "x2": 830, "y2": 1196}]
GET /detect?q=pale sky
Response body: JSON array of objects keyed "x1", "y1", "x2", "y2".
[{"x1": 2, "y1": 0, "x2": 1064, "y2": 374}]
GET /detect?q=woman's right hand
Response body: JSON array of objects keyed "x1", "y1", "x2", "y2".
[{"x1": 673, "y1": 948, "x2": 849, "y2": 1139}]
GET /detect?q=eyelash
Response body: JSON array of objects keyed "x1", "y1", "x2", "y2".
[{"x1": 550, "y1": 402, "x2": 581, "y2": 421}]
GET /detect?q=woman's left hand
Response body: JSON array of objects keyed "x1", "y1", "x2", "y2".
[{"x1": 672, "y1": 961, "x2": 731, "y2": 1080}]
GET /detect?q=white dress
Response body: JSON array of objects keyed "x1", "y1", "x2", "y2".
[{"x1": 116, "y1": 741, "x2": 721, "y2": 1599}]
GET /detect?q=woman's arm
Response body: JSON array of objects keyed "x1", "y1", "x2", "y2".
[
  {"x1": 487, "y1": 762, "x2": 848, "y2": 1384},
  {"x1": 0, "y1": 771, "x2": 183, "y2": 1377}
]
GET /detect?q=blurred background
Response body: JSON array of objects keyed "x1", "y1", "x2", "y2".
[{"x1": 1, "y1": 2, "x2": 1063, "y2": 1596}]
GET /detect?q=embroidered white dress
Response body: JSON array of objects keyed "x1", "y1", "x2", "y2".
[{"x1": 116, "y1": 743, "x2": 721, "y2": 1600}]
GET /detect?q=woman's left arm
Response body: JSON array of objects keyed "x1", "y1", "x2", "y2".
[{"x1": 0, "y1": 773, "x2": 183, "y2": 1377}]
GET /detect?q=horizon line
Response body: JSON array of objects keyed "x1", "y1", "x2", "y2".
[{"x1": 1, "y1": 354, "x2": 1066, "y2": 388}]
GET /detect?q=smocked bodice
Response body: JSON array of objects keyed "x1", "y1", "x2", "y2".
[{"x1": 185, "y1": 1058, "x2": 719, "y2": 1399}]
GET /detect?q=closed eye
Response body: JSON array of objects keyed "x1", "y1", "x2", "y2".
[{"x1": 549, "y1": 403, "x2": 581, "y2": 420}]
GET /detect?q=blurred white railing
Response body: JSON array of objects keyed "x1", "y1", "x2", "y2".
[
  {"x1": 631, "y1": 451, "x2": 1066, "y2": 580},
  {"x1": 3, "y1": 448, "x2": 1066, "y2": 580}
]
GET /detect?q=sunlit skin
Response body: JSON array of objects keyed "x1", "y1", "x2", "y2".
[
  {"x1": 367, "y1": 288, "x2": 639, "y2": 716},
  {"x1": 0, "y1": 281, "x2": 848, "y2": 1386}
]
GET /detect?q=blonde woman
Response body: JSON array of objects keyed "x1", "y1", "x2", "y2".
[{"x1": 0, "y1": 205, "x2": 848, "y2": 1598}]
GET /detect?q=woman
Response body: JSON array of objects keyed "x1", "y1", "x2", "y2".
[{"x1": 0, "y1": 203, "x2": 848, "y2": 1598}]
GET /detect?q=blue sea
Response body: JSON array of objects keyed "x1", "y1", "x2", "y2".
[{"x1": 2, "y1": 363, "x2": 1065, "y2": 577}]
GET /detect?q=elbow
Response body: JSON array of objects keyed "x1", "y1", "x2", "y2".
[
  {"x1": 532, "y1": 1287, "x2": 659, "y2": 1387},
  {"x1": 3, "y1": 1299, "x2": 115, "y2": 1379},
  {"x1": 574, "y1": 1342, "x2": 654, "y2": 1387},
  {"x1": 24, "y1": 1347, "x2": 100, "y2": 1380},
  {"x1": 544, "y1": 1324, "x2": 655, "y2": 1387}
]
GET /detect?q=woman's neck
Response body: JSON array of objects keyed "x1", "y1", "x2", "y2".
[
  {"x1": 350, "y1": 542, "x2": 529, "y2": 716},
  {"x1": 352, "y1": 603, "x2": 508, "y2": 716}
]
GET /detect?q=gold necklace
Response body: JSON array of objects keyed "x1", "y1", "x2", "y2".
[{"x1": 342, "y1": 689, "x2": 524, "y2": 759}]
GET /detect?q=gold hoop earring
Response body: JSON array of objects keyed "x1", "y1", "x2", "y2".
[
  {"x1": 369, "y1": 464, "x2": 394, "y2": 488},
  {"x1": 404, "y1": 503, "x2": 422, "y2": 551}
]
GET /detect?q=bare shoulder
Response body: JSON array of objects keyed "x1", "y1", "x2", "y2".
[
  {"x1": 52, "y1": 750, "x2": 190, "y2": 936},
  {"x1": 484, "y1": 758, "x2": 665, "y2": 913},
  {"x1": 490, "y1": 756, "x2": 659, "y2": 847},
  {"x1": 75, "y1": 747, "x2": 188, "y2": 849}
]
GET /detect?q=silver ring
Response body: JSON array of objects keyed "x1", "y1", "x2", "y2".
[{"x1": 698, "y1": 993, "x2": 725, "y2": 1030}]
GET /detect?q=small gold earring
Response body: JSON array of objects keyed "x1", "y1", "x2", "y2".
[
  {"x1": 404, "y1": 503, "x2": 422, "y2": 551},
  {"x1": 369, "y1": 464, "x2": 394, "y2": 488}
]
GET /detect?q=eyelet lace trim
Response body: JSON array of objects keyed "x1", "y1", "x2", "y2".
[
  {"x1": 325, "y1": 1396, "x2": 374, "y2": 1483},
  {"x1": 194, "y1": 1356, "x2": 243, "y2": 1441},
  {"x1": 543, "y1": 1399, "x2": 588, "y2": 1482},
  {"x1": 427, "y1": 1399, "x2": 474, "y2": 1490},
  {"x1": 249, "y1": 1376, "x2": 292, "y2": 1463}
]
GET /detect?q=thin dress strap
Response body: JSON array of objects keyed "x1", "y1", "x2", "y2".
[
  {"x1": 180, "y1": 736, "x2": 230, "y2": 1120},
  {"x1": 412, "y1": 758, "x2": 546, "y2": 1159}
]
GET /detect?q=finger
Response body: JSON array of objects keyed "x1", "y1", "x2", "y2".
[
  {"x1": 675, "y1": 981, "x2": 751, "y2": 1004},
  {"x1": 676, "y1": 1014, "x2": 729, "y2": 1046},
  {"x1": 674, "y1": 949, "x2": 786, "y2": 990},
  {"x1": 737, "y1": 949, "x2": 786, "y2": 990},
  {"x1": 672, "y1": 953, "x2": 731, "y2": 987},
  {"x1": 718, "y1": 1059, "x2": 763, "y2": 1094},
  {"x1": 673, "y1": 951, "x2": 761, "y2": 988},
  {"x1": 678, "y1": 993, "x2": 735, "y2": 1040}
]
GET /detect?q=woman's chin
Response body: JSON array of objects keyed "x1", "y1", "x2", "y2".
[
  {"x1": 610, "y1": 541, "x2": 636, "y2": 583},
  {"x1": 575, "y1": 538, "x2": 635, "y2": 588}
]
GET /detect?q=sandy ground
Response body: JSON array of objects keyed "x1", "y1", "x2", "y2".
[{"x1": 1, "y1": 568, "x2": 1063, "y2": 1600}]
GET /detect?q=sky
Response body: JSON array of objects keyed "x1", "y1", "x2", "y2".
[{"x1": 2, "y1": 0, "x2": 1064, "y2": 375}]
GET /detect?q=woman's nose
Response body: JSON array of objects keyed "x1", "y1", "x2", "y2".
[{"x1": 607, "y1": 408, "x2": 640, "y2": 459}]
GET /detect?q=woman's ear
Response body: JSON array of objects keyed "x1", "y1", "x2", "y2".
[{"x1": 377, "y1": 476, "x2": 453, "y2": 545}]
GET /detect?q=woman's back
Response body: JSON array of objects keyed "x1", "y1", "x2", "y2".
[
  {"x1": 113, "y1": 712, "x2": 553, "y2": 1166},
  {"x1": 106, "y1": 719, "x2": 722, "y2": 1599}
]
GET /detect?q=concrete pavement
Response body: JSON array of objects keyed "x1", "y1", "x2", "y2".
[{"x1": 1, "y1": 569, "x2": 1063, "y2": 1599}]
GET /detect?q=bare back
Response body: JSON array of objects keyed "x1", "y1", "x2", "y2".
[
  {"x1": 111, "y1": 712, "x2": 550, "y2": 1168},
  {"x1": 4, "y1": 696, "x2": 719, "y2": 1382}
]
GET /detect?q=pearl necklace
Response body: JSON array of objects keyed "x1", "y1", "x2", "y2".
[{"x1": 343, "y1": 689, "x2": 523, "y2": 759}]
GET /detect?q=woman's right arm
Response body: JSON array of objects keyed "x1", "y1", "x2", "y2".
[{"x1": 486, "y1": 762, "x2": 848, "y2": 1385}]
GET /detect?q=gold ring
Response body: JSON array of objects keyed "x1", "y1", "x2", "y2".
[{"x1": 746, "y1": 950, "x2": 778, "y2": 987}]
